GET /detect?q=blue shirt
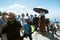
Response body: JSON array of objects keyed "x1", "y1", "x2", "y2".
[
  {"x1": 22, "y1": 22, "x2": 30, "y2": 34},
  {"x1": 15, "y1": 16, "x2": 20, "y2": 21}
]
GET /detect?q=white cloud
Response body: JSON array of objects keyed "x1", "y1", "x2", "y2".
[
  {"x1": 0, "y1": 7, "x2": 3, "y2": 11},
  {"x1": 0, "y1": 4, "x2": 31, "y2": 15},
  {"x1": 0, "y1": 4, "x2": 40, "y2": 16},
  {"x1": 4, "y1": 4, "x2": 28, "y2": 15}
]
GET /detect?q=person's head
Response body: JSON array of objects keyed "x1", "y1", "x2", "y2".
[
  {"x1": 24, "y1": 17, "x2": 30, "y2": 24},
  {"x1": 21, "y1": 13, "x2": 25, "y2": 17},
  {"x1": 18, "y1": 15, "x2": 20, "y2": 18},
  {"x1": 35, "y1": 14, "x2": 37, "y2": 17},
  {"x1": 53, "y1": 22, "x2": 55, "y2": 24},
  {"x1": 2, "y1": 12, "x2": 8, "y2": 18},
  {"x1": 26, "y1": 13, "x2": 29, "y2": 16},
  {"x1": 8, "y1": 12, "x2": 15, "y2": 22},
  {"x1": 30, "y1": 14, "x2": 33, "y2": 17},
  {"x1": 41, "y1": 15, "x2": 45, "y2": 18},
  {"x1": 30, "y1": 21, "x2": 34, "y2": 25},
  {"x1": 26, "y1": 19, "x2": 30, "y2": 24}
]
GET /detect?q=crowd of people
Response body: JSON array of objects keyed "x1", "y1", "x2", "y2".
[{"x1": 0, "y1": 11, "x2": 58, "y2": 40}]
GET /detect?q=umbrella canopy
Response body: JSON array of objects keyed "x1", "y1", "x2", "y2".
[{"x1": 33, "y1": 8, "x2": 49, "y2": 14}]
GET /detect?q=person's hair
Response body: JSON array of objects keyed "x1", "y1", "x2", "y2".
[
  {"x1": 9, "y1": 12, "x2": 15, "y2": 19},
  {"x1": 25, "y1": 19, "x2": 30, "y2": 24},
  {"x1": 35, "y1": 14, "x2": 37, "y2": 17},
  {"x1": 30, "y1": 14, "x2": 33, "y2": 17},
  {"x1": 18, "y1": 15, "x2": 20, "y2": 17},
  {"x1": 2, "y1": 12, "x2": 8, "y2": 16},
  {"x1": 26, "y1": 13, "x2": 28, "y2": 16},
  {"x1": 41, "y1": 15, "x2": 45, "y2": 18},
  {"x1": 9, "y1": 12, "x2": 15, "y2": 16},
  {"x1": 22, "y1": 13, "x2": 25, "y2": 17}
]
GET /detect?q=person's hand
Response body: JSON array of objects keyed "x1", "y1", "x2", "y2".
[
  {"x1": 1, "y1": 33, "x2": 7, "y2": 37},
  {"x1": 21, "y1": 27, "x2": 24, "y2": 30}
]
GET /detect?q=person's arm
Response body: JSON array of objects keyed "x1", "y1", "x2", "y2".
[
  {"x1": 21, "y1": 26, "x2": 25, "y2": 30},
  {"x1": 17, "y1": 22, "x2": 23, "y2": 31}
]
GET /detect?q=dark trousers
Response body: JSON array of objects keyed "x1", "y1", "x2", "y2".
[
  {"x1": 47, "y1": 25, "x2": 49, "y2": 33},
  {"x1": 7, "y1": 35, "x2": 22, "y2": 40},
  {"x1": 22, "y1": 33, "x2": 32, "y2": 40}
]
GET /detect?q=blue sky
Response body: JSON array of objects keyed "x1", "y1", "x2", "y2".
[{"x1": 0, "y1": 0, "x2": 60, "y2": 20}]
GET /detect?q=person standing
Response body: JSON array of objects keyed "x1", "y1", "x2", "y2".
[
  {"x1": 46, "y1": 18, "x2": 50, "y2": 33},
  {"x1": 50, "y1": 22, "x2": 57, "y2": 38},
  {"x1": 39, "y1": 15, "x2": 46, "y2": 35},
  {"x1": 0, "y1": 12, "x2": 7, "y2": 39},
  {"x1": 33, "y1": 14, "x2": 38, "y2": 31},
  {"x1": 22, "y1": 17, "x2": 32, "y2": 40},
  {"x1": 2, "y1": 13, "x2": 22, "y2": 40},
  {"x1": 20, "y1": 13, "x2": 25, "y2": 26},
  {"x1": 50, "y1": 22, "x2": 55, "y2": 37},
  {"x1": 29, "y1": 14, "x2": 34, "y2": 22}
]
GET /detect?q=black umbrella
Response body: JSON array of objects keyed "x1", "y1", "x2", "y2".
[{"x1": 33, "y1": 8, "x2": 49, "y2": 14}]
